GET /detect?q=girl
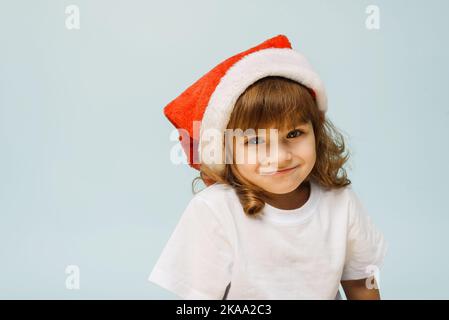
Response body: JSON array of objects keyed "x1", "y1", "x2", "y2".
[{"x1": 148, "y1": 35, "x2": 387, "y2": 300}]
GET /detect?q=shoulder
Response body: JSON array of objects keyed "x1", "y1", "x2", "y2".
[
  {"x1": 185, "y1": 182, "x2": 237, "y2": 224},
  {"x1": 316, "y1": 181, "x2": 357, "y2": 207},
  {"x1": 319, "y1": 183, "x2": 376, "y2": 229},
  {"x1": 192, "y1": 182, "x2": 237, "y2": 208},
  {"x1": 314, "y1": 182, "x2": 367, "y2": 224}
]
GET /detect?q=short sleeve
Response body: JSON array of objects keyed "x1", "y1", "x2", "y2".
[
  {"x1": 148, "y1": 196, "x2": 234, "y2": 299},
  {"x1": 341, "y1": 189, "x2": 388, "y2": 282}
]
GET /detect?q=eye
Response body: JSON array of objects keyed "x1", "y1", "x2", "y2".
[
  {"x1": 286, "y1": 129, "x2": 304, "y2": 139},
  {"x1": 246, "y1": 137, "x2": 265, "y2": 145}
]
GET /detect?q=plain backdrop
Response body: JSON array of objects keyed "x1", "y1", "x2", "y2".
[{"x1": 1, "y1": 0, "x2": 448, "y2": 299}]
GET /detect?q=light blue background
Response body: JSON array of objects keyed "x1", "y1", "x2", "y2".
[{"x1": 1, "y1": 0, "x2": 448, "y2": 299}]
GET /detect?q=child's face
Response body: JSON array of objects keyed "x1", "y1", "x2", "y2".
[{"x1": 233, "y1": 121, "x2": 316, "y2": 195}]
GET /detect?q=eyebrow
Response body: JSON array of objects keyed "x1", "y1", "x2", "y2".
[{"x1": 281, "y1": 122, "x2": 309, "y2": 132}]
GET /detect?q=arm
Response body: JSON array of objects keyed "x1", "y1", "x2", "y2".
[{"x1": 340, "y1": 278, "x2": 381, "y2": 300}]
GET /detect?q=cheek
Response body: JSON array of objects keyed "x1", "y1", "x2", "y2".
[
  {"x1": 305, "y1": 141, "x2": 317, "y2": 160},
  {"x1": 235, "y1": 162, "x2": 259, "y2": 180},
  {"x1": 233, "y1": 145, "x2": 264, "y2": 183},
  {"x1": 233, "y1": 144, "x2": 261, "y2": 166},
  {"x1": 293, "y1": 137, "x2": 316, "y2": 161},
  {"x1": 309, "y1": 135, "x2": 317, "y2": 159}
]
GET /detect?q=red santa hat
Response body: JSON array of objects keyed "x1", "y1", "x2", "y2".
[{"x1": 163, "y1": 34, "x2": 327, "y2": 175}]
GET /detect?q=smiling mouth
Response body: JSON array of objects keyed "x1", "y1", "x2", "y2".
[{"x1": 259, "y1": 165, "x2": 300, "y2": 176}]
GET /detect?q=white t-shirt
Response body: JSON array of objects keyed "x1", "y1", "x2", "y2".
[{"x1": 148, "y1": 180, "x2": 388, "y2": 299}]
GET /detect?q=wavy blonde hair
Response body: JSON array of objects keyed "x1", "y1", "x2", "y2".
[{"x1": 192, "y1": 76, "x2": 351, "y2": 217}]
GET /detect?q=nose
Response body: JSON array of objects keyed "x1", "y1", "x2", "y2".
[{"x1": 261, "y1": 140, "x2": 292, "y2": 169}]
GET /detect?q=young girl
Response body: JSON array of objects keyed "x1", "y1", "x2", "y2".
[{"x1": 148, "y1": 35, "x2": 388, "y2": 300}]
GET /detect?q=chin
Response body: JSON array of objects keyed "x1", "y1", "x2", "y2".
[{"x1": 262, "y1": 180, "x2": 303, "y2": 194}]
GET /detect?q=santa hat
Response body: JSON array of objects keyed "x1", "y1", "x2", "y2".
[{"x1": 163, "y1": 34, "x2": 327, "y2": 175}]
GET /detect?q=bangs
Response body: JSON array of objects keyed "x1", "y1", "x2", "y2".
[{"x1": 226, "y1": 76, "x2": 317, "y2": 133}]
